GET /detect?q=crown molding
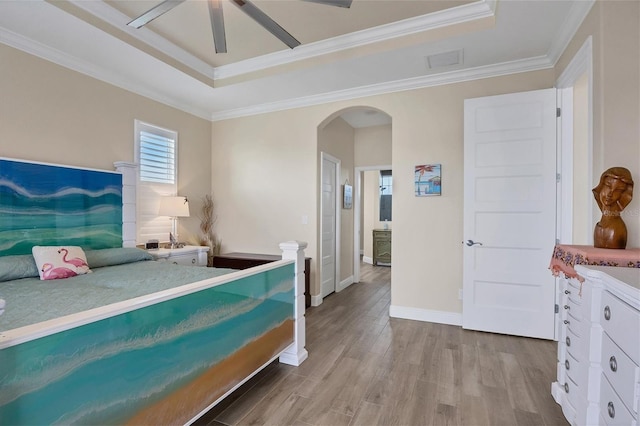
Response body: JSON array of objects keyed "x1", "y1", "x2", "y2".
[
  {"x1": 210, "y1": 55, "x2": 553, "y2": 121},
  {"x1": 546, "y1": 0, "x2": 595, "y2": 66},
  {"x1": 68, "y1": 0, "x2": 216, "y2": 81},
  {"x1": 214, "y1": 0, "x2": 497, "y2": 80},
  {"x1": 67, "y1": 0, "x2": 497, "y2": 81},
  {"x1": 0, "y1": 27, "x2": 212, "y2": 121}
]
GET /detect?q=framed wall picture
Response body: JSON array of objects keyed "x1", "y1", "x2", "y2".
[
  {"x1": 343, "y1": 184, "x2": 353, "y2": 209},
  {"x1": 415, "y1": 164, "x2": 441, "y2": 196}
]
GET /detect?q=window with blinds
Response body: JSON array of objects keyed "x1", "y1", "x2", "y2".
[{"x1": 134, "y1": 120, "x2": 178, "y2": 244}]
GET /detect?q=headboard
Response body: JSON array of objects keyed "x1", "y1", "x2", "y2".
[{"x1": 0, "y1": 158, "x2": 124, "y2": 256}]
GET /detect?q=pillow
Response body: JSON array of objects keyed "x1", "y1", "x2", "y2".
[
  {"x1": 85, "y1": 247, "x2": 153, "y2": 269},
  {"x1": 32, "y1": 246, "x2": 92, "y2": 281},
  {"x1": 0, "y1": 254, "x2": 40, "y2": 282}
]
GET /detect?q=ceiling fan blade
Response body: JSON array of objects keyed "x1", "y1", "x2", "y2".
[
  {"x1": 231, "y1": 0, "x2": 301, "y2": 49},
  {"x1": 301, "y1": 0, "x2": 352, "y2": 8},
  {"x1": 208, "y1": 0, "x2": 227, "y2": 53},
  {"x1": 127, "y1": 0, "x2": 186, "y2": 28}
]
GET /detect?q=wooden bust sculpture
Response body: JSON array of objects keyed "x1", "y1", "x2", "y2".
[{"x1": 592, "y1": 167, "x2": 634, "y2": 249}]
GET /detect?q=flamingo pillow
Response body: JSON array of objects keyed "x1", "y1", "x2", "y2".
[{"x1": 32, "y1": 246, "x2": 92, "y2": 281}]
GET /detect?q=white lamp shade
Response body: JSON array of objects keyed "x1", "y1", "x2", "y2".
[{"x1": 158, "y1": 196, "x2": 190, "y2": 217}]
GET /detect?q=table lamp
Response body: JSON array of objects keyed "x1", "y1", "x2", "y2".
[{"x1": 158, "y1": 196, "x2": 190, "y2": 249}]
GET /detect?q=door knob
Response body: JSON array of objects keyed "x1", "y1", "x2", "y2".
[{"x1": 465, "y1": 240, "x2": 483, "y2": 247}]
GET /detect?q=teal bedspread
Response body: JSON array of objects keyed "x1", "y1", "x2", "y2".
[{"x1": 0, "y1": 261, "x2": 235, "y2": 332}]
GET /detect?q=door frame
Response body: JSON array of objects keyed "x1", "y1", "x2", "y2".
[
  {"x1": 318, "y1": 152, "x2": 341, "y2": 305},
  {"x1": 556, "y1": 35, "x2": 593, "y2": 245},
  {"x1": 353, "y1": 164, "x2": 392, "y2": 283},
  {"x1": 554, "y1": 36, "x2": 593, "y2": 340}
]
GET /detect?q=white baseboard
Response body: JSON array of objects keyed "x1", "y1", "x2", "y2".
[
  {"x1": 389, "y1": 305, "x2": 462, "y2": 326},
  {"x1": 336, "y1": 276, "x2": 354, "y2": 292},
  {"x1": 311, "y1": 294, "x2": 323, "y2": 307},
  {"x1": 362, "y1": 256, "x2": 373, "y2": 265}
]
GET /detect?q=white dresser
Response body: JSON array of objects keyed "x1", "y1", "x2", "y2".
[
  {"x1": 552, "y1": 265, "x2": 640, "y2": 425},
  {"x1": 148, "y1": 245, "x2": 210, "y2": 267}
]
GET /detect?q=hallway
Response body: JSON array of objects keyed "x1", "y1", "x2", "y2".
[{"x1": 198, "y1": 262, "x2": 566, "y2": 425}]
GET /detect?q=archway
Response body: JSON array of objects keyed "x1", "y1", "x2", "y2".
[{"x1": 315, "y1": 106, "x2": 392, "y2": 305}]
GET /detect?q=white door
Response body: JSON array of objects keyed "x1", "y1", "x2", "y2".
[
  {"x1": 463, "y1": 88, "x2": 558, "y2": 339},
  {"x1": 321, "y1": 153, "x2": 338, "y2": 298}
]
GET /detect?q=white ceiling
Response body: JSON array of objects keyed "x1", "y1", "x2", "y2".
[{"x1": 0, "y1": 0, "x2": 593, "y2": 125}]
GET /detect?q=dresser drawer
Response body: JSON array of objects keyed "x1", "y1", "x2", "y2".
[
  {"x1": 565, "y1": 350, "x2": 586, "y2": 390},
  {"x1": 565, "y1": 325, "x2": 584, "y2": 360},
  {"x1": 601, "y1": 291, "x2": 640, "y2": 365},
  {"x1": 564, "y1": 374, "x2": 580, "y2": 409},
  {"x1": 601, "y1": 332, "x2": 640, "y2": 415},
  {"x1": 600, "y1": 373, "x2": 637, "y2": 426}
]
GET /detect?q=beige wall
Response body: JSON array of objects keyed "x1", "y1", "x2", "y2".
[
  {"x1": 556, "y1": 0, "x2": 640, "y2": 247},
  {"x1": 355, "y1": 124, "x2": 393, "y2": 262},
  {"x1": 354, "y1": 124, "x2": 392, "y2": 167},
  {"x1": 362, "y1": 170, "x2": 378, "y2": 260},
  {"x1": 5, "y1": 0, "x2": 636, "y2": 318},
  {"x1": 212, "y1": 70, "x2": 554, "y2": 313},
  {"x1": 318, "y1": 117, "x2": 355, "y2": 284},
  {"x1": 0, "y1": 44, "x2": 213, "y2": 244}
]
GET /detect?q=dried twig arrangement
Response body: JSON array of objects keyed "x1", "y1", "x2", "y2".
[{"x1": 198, "y1": 194, "x2": 221, "y2": 266}]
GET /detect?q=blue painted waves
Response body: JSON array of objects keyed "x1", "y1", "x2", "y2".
[
  {"x1": 0, "y1": 265, "x2": 295, "y2": 425},
  {"x1": 0, "y1": 159, "x2": 123, "y2": 256}
]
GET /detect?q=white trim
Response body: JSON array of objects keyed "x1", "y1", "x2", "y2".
[
  {"x1": 211, "y1": 56, "x2": 553, "y2": 121},
  {"x1": 320, "y1": 152, "x2": 341, "y2": 299},
  {"x1": 68, "y1": 0, "x2": 216, "y2": 81},
  {"x1": 336, "y1": 276, "x2": 354, "y2": 293},
  {"x1": 354, "y1": 165, "x2": 392, "y2": 285},
  {"x1": 67, "y1": 0, "x2": 497, "y2": 81},
  {"x1": 547, "y1": 0, "x2": 595, "y2": 66},
  {"x1": 311, "y1": 294, "x2": 323, "y2": 307},
  {"x1": 389, "y1": 305, "x2": 462, "y2": 326},
  {"x1": 214, "y1": 0, "x2": 497, "y2": 79},
  {"x1": 555, "y1": 36, "x2": 594, "y2": 244}
]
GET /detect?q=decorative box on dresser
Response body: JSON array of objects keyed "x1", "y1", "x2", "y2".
[
  {"x1": 149, "y1": 245, "x2": 210, "y2": 266},
  {"x1": 552, "y1": 260, "x2": 640, "y2": 426}
]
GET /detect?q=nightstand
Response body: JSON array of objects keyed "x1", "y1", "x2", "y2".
[
  {"x1": 149, "y1": 245, "x2": 210, "y2": 267},
  {"x1": 213, "y1": 252, "x2": 312, "y2": 308}
]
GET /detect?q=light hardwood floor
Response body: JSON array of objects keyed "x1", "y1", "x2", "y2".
[{"x1": 196, "y1": 262, "x2": 568, "y2": 426}]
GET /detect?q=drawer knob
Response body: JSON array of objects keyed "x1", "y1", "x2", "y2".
[
  {"x1": 173, "y1": 261, "x2": 178, "y2": 265},
  {"x1": 565, "y1": 359, "x2": 570, "y2": 370},
  {"x1": 192, "y1": 258, "x2": 196, "y2": 264},
  {"x1": 564, "y1": 382, "x2": 569, "y2": 393},
  {"x1": 609, "y1": 356, "x2": 617, "y2": 372},
  {"x1": 564, "y1": 289, "x2": 571, "y2": 295},
  {"x1": 564, "y1": 320, "x2": 570, "y2": 325},
  {"x1": 604, "y1": 305, "x2": 611, "y2": 321},
  {"x1": 607, "y1": 401, "x2": 615, "y2": 419},
  {"x1": 566, "y1": 336, "x2": 571, "y2": 347},
  {"x1": 564, "y1": 304, "x2": 570, "y2": 310}
]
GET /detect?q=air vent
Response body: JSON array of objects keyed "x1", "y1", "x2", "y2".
[{"x1": 425, "y1": 49, "x2": 463, "y2": 69}]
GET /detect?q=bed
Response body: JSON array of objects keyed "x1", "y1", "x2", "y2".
[{"x1": 0, "y1": 158, "x2": 308, "y2": 425}]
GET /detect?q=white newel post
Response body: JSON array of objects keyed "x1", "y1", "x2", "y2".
[
  {"x1": 278, "y1": 240, "x2": 309, "y2": 366},
  {"x1": 114, "y1": 162, "x2": 137, "y2": 248}
]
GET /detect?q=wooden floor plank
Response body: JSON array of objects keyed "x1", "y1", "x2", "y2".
[{"x1": 197, "y1": 261, "x2": 567, "y2": 426}]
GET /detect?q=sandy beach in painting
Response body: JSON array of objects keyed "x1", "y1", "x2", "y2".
[{"x1": 126, "y1": 319, "x2": 294, "y2": 425}]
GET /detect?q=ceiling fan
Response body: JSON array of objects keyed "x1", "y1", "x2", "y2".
[{"x1": 127, "y1": 0, "x2": 353, "y2": 54}]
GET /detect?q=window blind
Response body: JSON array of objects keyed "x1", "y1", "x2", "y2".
[{"x1": 134, "y1": 121, "x2": 178, "y2": 244}]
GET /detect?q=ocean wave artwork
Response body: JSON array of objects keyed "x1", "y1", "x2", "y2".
[
  {"x1": 0, "y1": 159, "x2": 123, "y2": 255},
  {"x1": 0, "y1": 264, "x2": 295, "y2": 425}
]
